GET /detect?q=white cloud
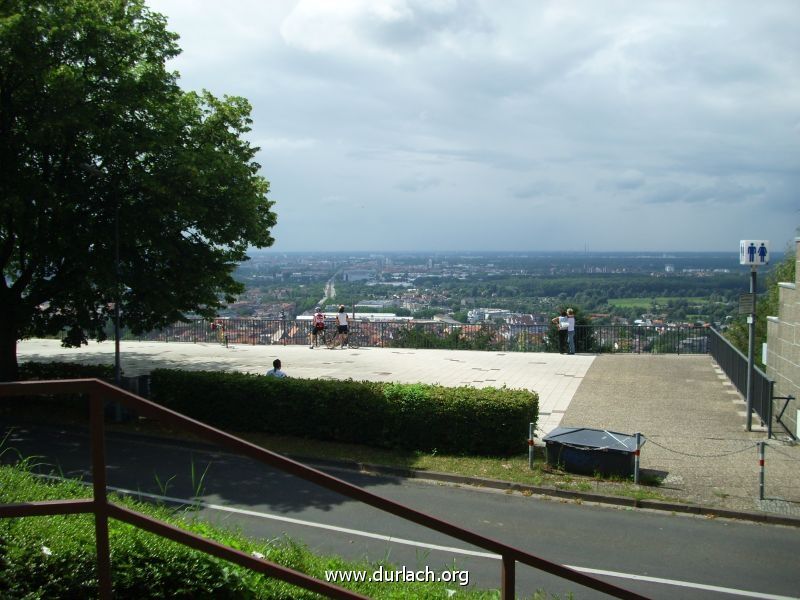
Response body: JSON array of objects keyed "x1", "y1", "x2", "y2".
[{"x1": 257, "y1": 137, "x2": 317, "y2": 151}]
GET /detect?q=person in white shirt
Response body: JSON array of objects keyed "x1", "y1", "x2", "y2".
[
  {"x1": 566, "y1": 308, "x2": 576, "y2": 355},
  {"x1": 266, "y1": 358, "x2": 288, "y2": 378},
  {"x1": 334, "y1": 305, "x2": 350, "y2": 348},
  {"x1": 551, "y1": 310, "x2": 569, "y2": 354}
]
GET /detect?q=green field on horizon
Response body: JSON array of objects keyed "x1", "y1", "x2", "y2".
[{"x1": 608, "y1": 296, "x2": 707, "y2": 308}]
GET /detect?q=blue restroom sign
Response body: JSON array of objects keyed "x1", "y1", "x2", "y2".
[{"x1": 739, "y1": 240, "x2": 770, "y2": 266}]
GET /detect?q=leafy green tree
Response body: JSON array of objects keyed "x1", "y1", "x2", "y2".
[
  {"x1": 391, "y1": 324, "x2": 501, "y2": 351},
  {"x1": 725, "y1": 247, "x2": 796, "y2": 368},
  {"x1": 0, "y1": 0, "x2": 276, "y2": 380},
  {"x1": 451, "y1": 310, "x2": 469, "y2": 323}
]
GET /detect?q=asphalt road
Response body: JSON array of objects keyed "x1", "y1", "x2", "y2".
[{"x1": 2, "y1": 424, "x2": 798, "y2": 600}]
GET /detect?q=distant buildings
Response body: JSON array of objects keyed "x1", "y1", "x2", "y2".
[
  {"x1": 467, "y1": 308, "x2": 512, "y2": 323},
  {"x1": 341, "y1": 269, "x2": 375, "y2": 282}
]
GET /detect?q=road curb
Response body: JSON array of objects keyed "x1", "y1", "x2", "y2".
[
  {"x1": 7, "y1": 421, "x2": 800, "y2": 528},
  {"x1": 302, "y1": 456, "x2": 800, "y2": 528}
]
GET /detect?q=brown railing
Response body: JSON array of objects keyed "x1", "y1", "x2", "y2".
[{"x1": 0, "y1": 379, "x2": 649, "y2": 599}]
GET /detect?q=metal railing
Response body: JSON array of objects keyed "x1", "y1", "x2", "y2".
[
  {"x1": 708, "y1": 328, "x2": 774, "y2": 435},
  {"x1": 0, "y1": 379, "x2": 648, "y2": 599},
  {"x1": 574, "y1": 324, "x2": 709, "y2": 355},
  {"x1": 136, "y1": 318, "x2": 710, "y2": 355}
]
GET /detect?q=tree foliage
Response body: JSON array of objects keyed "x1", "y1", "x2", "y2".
[
  {"x1": 0, "y1": 0, "x2": 276, "y2": 379},
  {"x1": 391, "y1": 324, "x2": 503, "y2": 351}
]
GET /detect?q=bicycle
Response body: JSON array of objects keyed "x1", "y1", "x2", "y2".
[
  {"x1": 326, "y1": 327, "x2": 346, "y2": 349},
  {"x1": 343, "y1": 329, "x2": 361, "y2": 349},
  {"x1": 309, "y1": 326, "x2": 330, "y2": 349},
  {"x1": 309, "y1": 322, "x2": 350, "y2": 350},
  {"x1": 327, "y1": 326, "x2": 364, "y2": 350},
  {"x1": 211, "y1": 321, "x2": 228, "y2": 347}
]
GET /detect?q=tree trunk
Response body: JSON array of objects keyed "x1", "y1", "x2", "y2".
[{"x1": 0, "y1": 320, "x2": 19, "y2": 382}]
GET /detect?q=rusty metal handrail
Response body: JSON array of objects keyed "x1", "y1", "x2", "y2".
[{"x1": 0, "y1": 379, "x2": 649, "y2": 599}]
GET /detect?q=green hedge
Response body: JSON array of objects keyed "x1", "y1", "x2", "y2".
[
  {"x1": 3, "y1": 362, "x2": 116, "y2": 423},
  {"x1": 150, "y1": 370, "x2": 537, "y2": 456},
  {"x1": 18, "y1": 361, "x2": 115, "y2": 381},
  {"x1": 10, "y1": 362, "x2": 539, "y2": 456}
]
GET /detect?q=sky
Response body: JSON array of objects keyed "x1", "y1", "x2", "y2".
[{"x1": 146, "y1": 0, "x2": 800, "y2": 253}]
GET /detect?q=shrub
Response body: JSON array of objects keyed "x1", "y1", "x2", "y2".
[
  {"x1": 150, "y1": 369, "x2": 537, "y2": 456},
  {"x1": 9, "y1": 362, "x2": 538, "y2": 456},
  {"x1": 18, "y1": 361, "x2": 115, "y2": 381},
  {"x1": 3, "y1": 362, "x2": 116, "y2": 423}
]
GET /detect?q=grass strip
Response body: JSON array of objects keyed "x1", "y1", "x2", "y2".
[{"x1": 2, "y1": 461, "x2": 582, "y2": 599}]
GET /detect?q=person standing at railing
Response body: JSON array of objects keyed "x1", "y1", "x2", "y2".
[
  {"x1": 309, "y1": 306, "x2": 326, "y2": 349},
  {"x1": 211, "y1": 319, "x2": 227, "y2": 346},
  {"x1": 566, "y1": 308, "x2": 576, "y2": 355},
  {"x1": 552, "y1": 310, "x2": 569, "y2": 354},
  {"x1": 334, "y1": 304, "x2": 350, "y2": 348}
]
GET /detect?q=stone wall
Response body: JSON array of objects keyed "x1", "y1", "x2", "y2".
[{"x1": 766, "y1": 237, "x2": 800, "y2": 438}]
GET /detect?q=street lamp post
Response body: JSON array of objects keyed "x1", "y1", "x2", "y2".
[{"x1": 113, "y1": 198, "x2": 121, "y2": 386}]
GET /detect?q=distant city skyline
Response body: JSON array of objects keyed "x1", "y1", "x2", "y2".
[
  {"x1": 149, "y1": 1, "x2": 798, "y2": 252},
  {"x1": 246, "y1": 247, "x2": 788, "y2": 257}
]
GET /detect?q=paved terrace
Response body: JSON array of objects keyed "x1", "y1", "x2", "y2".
[{"x1": 15, "y1": 339, "x2": 800, "y2": 516}]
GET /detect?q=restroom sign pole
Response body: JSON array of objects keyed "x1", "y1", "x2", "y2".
[{"x1": 740, "y1": 240, "x2": 769, "y2": 431}]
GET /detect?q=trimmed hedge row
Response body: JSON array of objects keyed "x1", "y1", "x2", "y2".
[
  {"x1": 12, "y1": 362, "x2": 539, "y2": 456},
  {"x1": 4, "y1": 362, "x2": 117, "y2": 423},
  {"x1": 18, "y1": 361, "x2": 115, "y2": 381},
  {"x1": 150, "y1": 370, "x2": 538, "y2": 456}
]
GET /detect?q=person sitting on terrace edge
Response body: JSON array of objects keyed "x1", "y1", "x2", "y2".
[{"x1": 266, "y1": 358, "x2": 288, "y2": 378}]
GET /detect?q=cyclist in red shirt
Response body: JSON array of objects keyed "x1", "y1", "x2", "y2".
[{"x1": 309, "y1": 306, "x2": 326, "y2": 348}]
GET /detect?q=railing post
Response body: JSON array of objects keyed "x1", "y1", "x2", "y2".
[
  {"x1": 746, "y1": 266, "x2": 757, "y2": 431},
  {"x1": 528, "y1": 422, "x2": 535, "y2": 470},
  {"x1": 90, "y1": 391, "x2": 113, "y2": 599},
  {"x1": 501, "y1": 554, "x2": 515, "y2": 600},
  {"x1": 758, "y1": 441, "x2": 766, "y2": 501},
  {"x1": 767, "y1": 380, "x2": 774, "y2": 439}
]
